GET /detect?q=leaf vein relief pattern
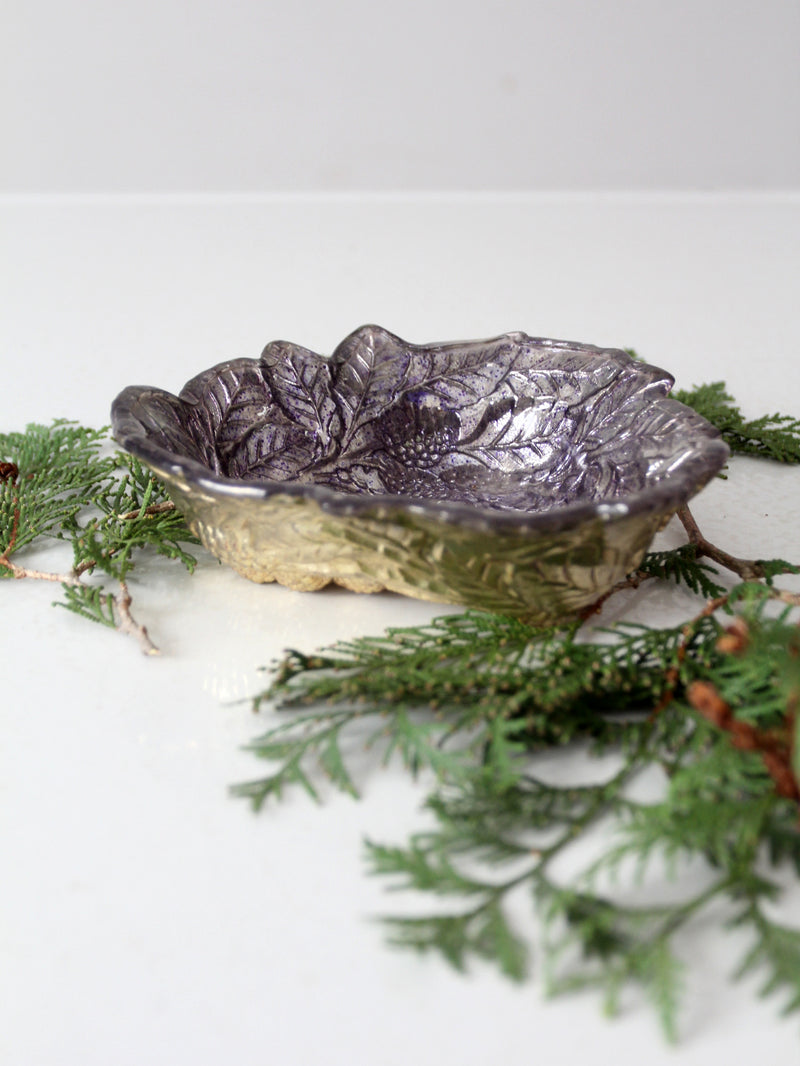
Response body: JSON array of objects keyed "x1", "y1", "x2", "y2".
[{"x1": 155, "y1": 325, "x2": 723, "y2": 514}]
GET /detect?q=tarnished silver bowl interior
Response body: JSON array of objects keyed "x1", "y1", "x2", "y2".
[{"x1": 111, "y1": 326, "x2": 729, "y2": 622}]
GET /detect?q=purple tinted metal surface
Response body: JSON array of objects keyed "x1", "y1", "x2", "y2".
[{"x1": 112, "y1": 325, "x2": 729, "y2": 532}]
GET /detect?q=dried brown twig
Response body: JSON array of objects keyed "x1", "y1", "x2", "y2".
[{"x1": 676, "y1": 503, "x2": 766, "y2": 581}]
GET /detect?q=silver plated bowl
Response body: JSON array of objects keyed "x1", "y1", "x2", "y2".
[{"x1": 111, "y1": 326, "x2": 729, "y2": 623}]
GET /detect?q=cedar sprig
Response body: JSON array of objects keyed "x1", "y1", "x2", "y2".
[
  {"x1": 637, "y1": 543, "x2": 726, "y2": 599},
  {"x1": 623, "y1": 354, "x2": 800, "y2": 463},
  {"x1": 239, "y1": 562, "x2": 800, "y2": 1041},
  {"x1": 233, "y1": 609, "x2": 723, "y2": 808},
  {"x1": 0, "y1": 421, "x2": 116, "y2": 555},
  {"x1": 675, "y1": 381, "x2": 800, "y2": 462},
  {"x1": 0, "y1": 420, "x2": 199, "y2": 653}
]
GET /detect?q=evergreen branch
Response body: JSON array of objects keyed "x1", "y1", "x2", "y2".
[
  {"x1": 583, "y1": 534, "x2": 797, "y2": 621},
  {"x1": 1, "y1": 421, "x2": 199, "y2": 651},
  {"x1": 537, "y1": 877, "x2": 716, "y2": 1043},
  {"x1": 677, "y1": 503, "x2": 789, "y2": 582},
  {"x1": 231, "y1": 709, "x2": 379, "y2": 807},
  {"x1": 674, "y1": 381, "x2": 800, "y2": 462},
  {"x1": 57, "y1": 580, "x2": 159, "y2": 654},
  {"x1": 637, "y1": 542, "x2": 726, "y2": 599},
  {"x1": 240, "y1": 559, "x2": 800, "y2": 1038},
  {"x1": 236, "y1": 611, "x2": 723, "y2": 810},
  {"x1": 732, "y1": 900, "x2": 800, "y2": 1015},
  {"x1": 0, "y1": 421, "x2": 116, "y2": 561},
  {"x1": 381, "y1": 899, "x2": 530, "y2": 982}
]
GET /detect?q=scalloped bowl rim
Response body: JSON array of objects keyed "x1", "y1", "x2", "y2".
[{"x1": 111, "y1": 334, "x2": 731, "y2": 535}]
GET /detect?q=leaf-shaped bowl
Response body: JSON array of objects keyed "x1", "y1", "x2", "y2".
[{"x1": 111, "y1": 326, "x2": 728, "y2": 623}]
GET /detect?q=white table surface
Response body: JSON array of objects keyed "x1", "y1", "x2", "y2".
[{"x1": 2, "y1": 193, "x2": 799, "y2": 1065}]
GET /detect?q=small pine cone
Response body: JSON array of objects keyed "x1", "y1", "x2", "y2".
[
  {"x1": 686, "y1": 680, "x2": 731, "y2": 727},
  {"x1": 727, "y1": 719, "x2": 759, "y2": 752},
  {"x1": 761, "y1": 751, "x2": 800, "y2": 800},
  {"x1": 716, "y1": 617, "x2": 750, "y2": 656}
]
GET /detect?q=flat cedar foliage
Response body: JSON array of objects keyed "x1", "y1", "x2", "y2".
[
  {"x1": 0, "y1": 420, "x2": 198, "y2": 652},
  {"x1": 234, "y1": 381, "x2": 800, "y2": 1042},
  {"x1": 2, "y1": 378, "x2": 799, "y2": 1042}
]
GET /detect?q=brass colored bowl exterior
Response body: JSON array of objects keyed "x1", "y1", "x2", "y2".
[
  {"x1": 155, "y1": 465, "x2": 667, "y2": 623},
  {"x1": 112, "y1": 327, "x2": 729, "y2": 623}
]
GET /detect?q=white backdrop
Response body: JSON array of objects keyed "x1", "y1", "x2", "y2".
[
  {"x1": 3, "y1": 6, "x2": 800, "y2": 1063},
  {"x1": 4, "y1": 195, "x2": 800, "y2": 1066},
  {"x1": 3, "y1": 0, "x2": 799, "y2": 192}
]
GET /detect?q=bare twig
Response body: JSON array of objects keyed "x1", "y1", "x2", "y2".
[
  {"x1": 585, "y1": 504, "x2": 797, "y2": 627},
  {"x1": 649, "y1": 594, "x2": 732, "y2": 718},
  {"x1": 676, "y1": 504, "x2": 765, "y2": 580},
  {"x1": 579, "y1": 569, "x2": 655, "y2": 620},
  {"x1": 113, "y1": 581, "x2": 160, "y2": 655},
  {"x1": 687, "y1": 679, "x2": 800, "y2": 803},
  {"x1": 2, "y1": 560, "x2": 160, "y2": 654},
  {"x1": 118, "y1": 501, "x2": 176, "y2": 521},
  {"x1": 774, "y1": 589, "x2": 800, "y2": 608},
  {"x1": 0, "y1": 560, "x2": 85, "y2": 586}
]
